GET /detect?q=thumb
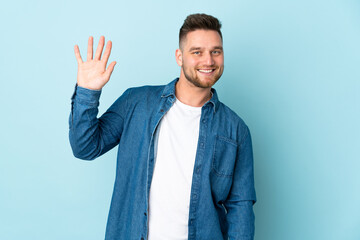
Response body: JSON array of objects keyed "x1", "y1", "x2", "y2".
[{"x1": 105, "y1": 61, "x2": 116, "y2": 79}]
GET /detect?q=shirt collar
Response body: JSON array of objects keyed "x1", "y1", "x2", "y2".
[{"x1": 161, "y1": 78, "x2": 219, "y2": 113}]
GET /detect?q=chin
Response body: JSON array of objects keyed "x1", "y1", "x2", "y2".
[
  {"x1": 191, "y1": 77, "x2": 220, "y2": 89},
  {"x1": 182, "y1": 68, "x2": 223, "y2": 89}
]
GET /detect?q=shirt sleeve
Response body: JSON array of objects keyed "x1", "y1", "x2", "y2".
[
  {"x1": 224, "y1": 126, "x2": 256, "y2": 240},
  {"x1": 68, "y1": 84, "x2": 130, "y2": 160}
]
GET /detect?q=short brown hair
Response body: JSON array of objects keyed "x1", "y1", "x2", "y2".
[{"x1": 179, "y1": 13, "x2": 222, "y2": 48}]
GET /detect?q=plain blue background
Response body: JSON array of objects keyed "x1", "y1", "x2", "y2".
[{"x1": 1, "y1": 0, "x2": 359, "y2": 239}]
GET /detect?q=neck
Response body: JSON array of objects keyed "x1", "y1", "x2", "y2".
[{"x1": 175, "y1": 76, "x2": 212, "y2": 107}]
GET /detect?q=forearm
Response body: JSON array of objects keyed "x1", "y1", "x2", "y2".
[
  {"x1": 225, "y1": 126, "x2": 256, "y2": 239},
  {"x1": 69, "y1": 85, "x2": 104, "y2": 160},
  {"x1": 69, "y1": 84, "x2": 129, "y2": 160},
  {"x1": 225, "y1": 200, "x2": 255, "y2": 240}
]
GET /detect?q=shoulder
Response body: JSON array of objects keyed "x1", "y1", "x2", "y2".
[
  {"x1": 215, "y1": 101, "x2": 251, "y2": 143},
  {"x1": 124, "y1": 84, "x2": 166, "y2": 101},
  {"x1": 109, "y1": 83, "x2": 166, "y2": 110},
  {"x1": 217, "y1": 102, "x2": 248, "y2": 127}
]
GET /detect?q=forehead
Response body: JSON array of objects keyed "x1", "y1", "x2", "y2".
[{"x1": 182, "y1": 30, "x2": 223, "y2": 49}]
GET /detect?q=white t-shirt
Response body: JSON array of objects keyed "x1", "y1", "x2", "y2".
[{"x1": 148, "y1": 98, "x2": 202, "y2": 240}]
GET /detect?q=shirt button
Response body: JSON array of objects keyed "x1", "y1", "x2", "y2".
[
  {"x1": 196, "y1": 167, "x2": 200, "y2": 173},
  {"x1": 200, "y1": 142, "x2": 204, "y2": 147},
  {"x1": 144, "y1": 212, "x2": 147, "y2": 216},
  {"x1": 202, "y1": 119, "x2": 206, "y2": 123},
  {"x1": 160, "y1": 109, "x2": 164, "y2": 112}
]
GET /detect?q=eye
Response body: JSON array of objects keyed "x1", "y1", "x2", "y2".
[
  {"x1": 212, "y1": 50, "x2": 222, "y2": 54},
  {"x1": 192, "y1": 51, "x2": 201, "y2": 55}
]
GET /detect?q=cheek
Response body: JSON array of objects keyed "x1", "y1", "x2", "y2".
[
  {"x1": 216, "y1": 56, "x2": 224, "y2": 66},
  {"x1": 188, "y1": 59, "x2": 200, "y2": 69},
  {"x1": 183, "y1": 55, "x2": 198, "y2": 66}
]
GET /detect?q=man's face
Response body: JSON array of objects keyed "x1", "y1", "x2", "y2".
[{"x1": 176, "y1": 30, "x2": 224, "y2": 89}]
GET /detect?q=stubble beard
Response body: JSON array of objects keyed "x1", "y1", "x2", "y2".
[{"x1": 182, "y1": 65, "x2": 224, "y2": 89}]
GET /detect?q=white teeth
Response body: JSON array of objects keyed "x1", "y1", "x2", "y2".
[{"x1": 198, "y1": 69, "x2": 213, "y2": 73}]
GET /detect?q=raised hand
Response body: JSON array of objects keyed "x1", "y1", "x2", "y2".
[{"x1": 74, "y1": 36, "x2": 116, "y2": 90}]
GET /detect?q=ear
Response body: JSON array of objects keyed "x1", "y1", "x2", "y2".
[{"x1": 175, "y1": 48, "x2": 183, "y2": 67}]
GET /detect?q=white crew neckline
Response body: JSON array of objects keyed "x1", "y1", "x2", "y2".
[{"x1": 175, "y1": 98, "x2": 203, "y2": 112}]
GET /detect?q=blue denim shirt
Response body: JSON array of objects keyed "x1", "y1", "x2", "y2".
[{"x1": 69, "y1": 78, "x2": 256, "y2": 240}]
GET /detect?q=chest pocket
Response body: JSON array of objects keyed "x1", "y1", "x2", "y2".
[{"x1": 212, "y1": 135, "x2": 238, "y2": 177}]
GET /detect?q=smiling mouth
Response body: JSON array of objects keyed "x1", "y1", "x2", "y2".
[{"x1": 197, "y1": 69, "x2": 215, "y2": 73}]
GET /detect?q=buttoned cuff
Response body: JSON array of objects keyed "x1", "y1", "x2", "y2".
[{"x1": 71, "y1": 84, "x2": 102, "y2": 105}]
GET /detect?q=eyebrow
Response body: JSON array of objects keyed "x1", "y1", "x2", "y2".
[
  {"x1": 188, "y1": 46, "x2": 223, "y2": 52},
  {"x1": 189, "y1": 47, "x2": 202, "y2": 51}
]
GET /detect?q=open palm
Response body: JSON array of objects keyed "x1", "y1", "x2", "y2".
[{"x1": 74, "y1": 36, "x2": 116, "y2": 90}]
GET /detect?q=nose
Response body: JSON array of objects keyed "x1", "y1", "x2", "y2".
[{"x1": 203, "y1": 52, "x2": 215, "y2": 66}]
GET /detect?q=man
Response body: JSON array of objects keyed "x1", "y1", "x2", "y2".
[{"x1": 69, "y1": 13, "x2": 256, "y2": 240}]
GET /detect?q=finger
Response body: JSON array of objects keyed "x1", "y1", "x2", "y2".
[
  {"x1": 87, "y1": 36, "x2": 93, "y2": 61},
  {"x1": 74, "y1": 45, "x2": 83, "y2": 64},
  {"x1": 102, "y1": 40, "x2": 112, "y2": 66},
  {"x1": 104, "y1": 61, "x2": 116, "y2": 79},
  {"x1": 94, "y1": 36, "x2": 105, "y2": 60}
]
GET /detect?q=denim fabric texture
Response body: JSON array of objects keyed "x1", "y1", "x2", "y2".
[{"x1": 69, "y1": 78, "x2": 256, "y2": 240}]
